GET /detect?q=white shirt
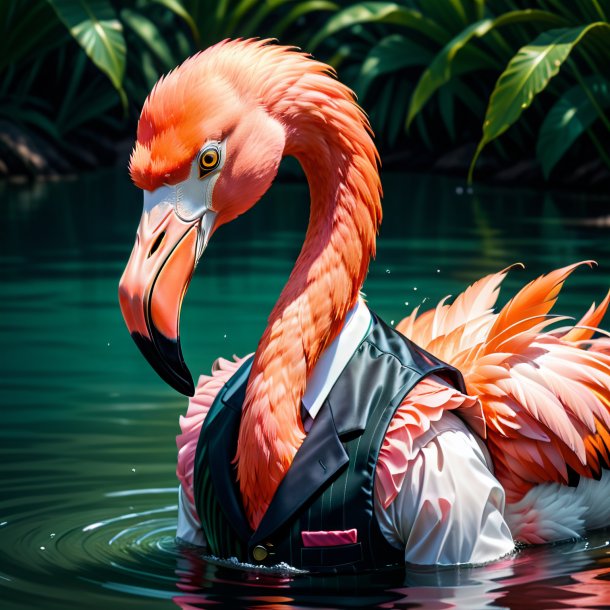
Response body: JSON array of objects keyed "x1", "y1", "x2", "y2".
[{"x1": 177, "y1": 300, "x2": 514, "y2": 565}]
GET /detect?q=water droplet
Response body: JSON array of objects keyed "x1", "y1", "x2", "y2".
[
  {"x1": 131, "y1": 468, "x2": 136, "y2": 473},
  {"x1": 467, "y1": 187, "x2": 473, "y2": 194},
  {"x1": 107, "y1": 342, "x2": 110, "y2": 347},
  {"x1": 413, "y1": 287, "x2": 418, "y2": 291},
  {"x1": 521, "y1": 102, "x2": 527, "y2": 109},
  {"x1": 404, "y1": 302, "x2": 409, "y2": 306},
  {"x1": 0, "y1": 522, "x2": 7, "y2": 527},
  {"x1": 455, "y1": 186, "x2": 464, "y2": 195},
  {"x1": 391, "y1": 320, "x2": 395, "y2": 325},
  {"x1": 40, "y1": 546, "x2": 45, "y2": 551},
  {"x1": 385, "y1": 269, "x2": 391, "y2": 274},
  {"x1": 223, "y1": 334, "x2": 227, "y2": 339},
  {"x1": 436, "y1": 269, "x2": 440, "y2": 273},
  {"x1": 49, "y1": 533, "x2": 56, "y2": 538}
]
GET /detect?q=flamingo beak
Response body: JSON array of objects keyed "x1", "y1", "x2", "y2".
[{"x1": 118, "y1": 189, "x2": 216, "y2": 396}]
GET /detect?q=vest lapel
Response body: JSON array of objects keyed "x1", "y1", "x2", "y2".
[
  {"x1": 206, "y1": 373, "x2": 351, "y2": 547},
  {"x1": 251, "y1": 398, "x2": 348, "y2": 546},
  {"x1": 250, "y1": 328, "x2": 380, "y2": 545},
  {"x1": 204, "y1": 360, "x2": 253, "y2": 543}
]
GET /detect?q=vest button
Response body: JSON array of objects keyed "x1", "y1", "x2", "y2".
[{"x1": 252, "y1": 545, "x2": 268, "y2": 562}]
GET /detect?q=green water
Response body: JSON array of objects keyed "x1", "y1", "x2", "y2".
[{"x1": 1, "y1": 168, "x2": 609, "y2": 609}]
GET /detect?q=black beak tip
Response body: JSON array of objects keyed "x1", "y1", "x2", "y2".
[{"x1": 131, "y1": 332, "x2": 195, "y2": 397}]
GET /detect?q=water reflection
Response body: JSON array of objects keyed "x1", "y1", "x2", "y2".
[
  {"x1": 1, "y1": 168, "x2": 610, "y2": 609},
  {"x1": 168, "y1": 533, "x2": 610, "y2": 609}
]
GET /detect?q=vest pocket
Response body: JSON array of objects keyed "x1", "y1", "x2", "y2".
[{"x1": 300, "y1": 542, "x2": 363, "y2": 569}]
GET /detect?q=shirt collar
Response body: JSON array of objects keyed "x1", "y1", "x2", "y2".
[{"x1": 302, "y1": 298, "x2": 373, "y2": 420}]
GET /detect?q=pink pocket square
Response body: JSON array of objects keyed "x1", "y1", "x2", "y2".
[{"x1": 301, "y1": 528, "x2": 358, "y2": 547}]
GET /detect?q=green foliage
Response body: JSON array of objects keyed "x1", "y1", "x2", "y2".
[
  {"x1": 537, "y1": 76, "x2": 610, "y2": 178},
  {"x1": 183, "y1": 0, "x2": 339, "y2": 49},
  {"x1": 0, "y1": 0, "x2": 346, "y2": 174},
  {"x1": 0, "y1": 2, "x2": 67, "y2": 73},
  {"x1": 310, "y1": 2, "x2": 449, "y2": 48},
  {"x1": 0, "y1": 0, "x2": 196, "y2": 173},
  {"x1": 2, "y1": 0, "x2": 609, "y2": 183},
  {"x1": 355, "y1": 34, "x2": 433, "y2": 98},
  {"x1": 314, "y1": 0, "x2": 610, "y2": 181},
  {"x1": 407, "y1": 10, "x2": 567, "y2": 128},
  {"x1": 469, "y1": 23, "x2": 610, "y2": 179},
  {"x1": 48, "y1": 0, "x2": 127, "y2": 103}
]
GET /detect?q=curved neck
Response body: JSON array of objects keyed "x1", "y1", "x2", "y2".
[{"x1": 235, "y1": 81, "x2": 381, "y2": 529}]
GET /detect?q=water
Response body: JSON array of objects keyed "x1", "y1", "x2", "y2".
[{"x1": 1, "y1": 167, "x2": 610, "y2": 609}]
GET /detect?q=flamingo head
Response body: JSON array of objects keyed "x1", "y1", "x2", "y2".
[{"x1": 119, "y1": 41, "x2": 288, "y2": 395}]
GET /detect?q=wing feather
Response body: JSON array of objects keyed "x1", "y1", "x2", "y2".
[{"x1": 395, "y1": 262, "x2": 610, "y2": 504}]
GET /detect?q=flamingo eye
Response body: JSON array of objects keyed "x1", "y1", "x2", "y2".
[{"x1": 198, "y1": 146, "x2": 220, "y2": 177}]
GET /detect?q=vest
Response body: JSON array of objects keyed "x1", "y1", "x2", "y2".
[{"x1": 193, "y1": 313, "x2": 465, "y2": 572}]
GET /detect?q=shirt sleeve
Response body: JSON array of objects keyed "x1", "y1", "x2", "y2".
[
  {"x1": 176, "y1": 484, "x2": 207, "y2": 547},
  {"x1": 375, "y1": 411, "x2": 515, "y2": 565}
]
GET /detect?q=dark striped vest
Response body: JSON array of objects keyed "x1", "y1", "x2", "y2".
[{"x1": 193, "y1": 313, "x2": 465, "y2": 572}]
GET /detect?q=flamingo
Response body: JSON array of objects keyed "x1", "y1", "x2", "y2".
[{"x1": 119, "y1": 39, "x2": 610, "y2": 568}]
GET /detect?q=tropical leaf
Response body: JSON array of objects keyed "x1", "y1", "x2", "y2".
[
  {"x1": 54, "y1": 50, "x2": 119, "y2": 134},
  {"x1": 309, "y1": 2, "x2": 450, "y2": 49},
  {"x1": 438, "y1": 83, "x2": 457, "y2": 140},
  {"x1": 222, "y1": 0, "x2": 259, "y2": 36},
  {"x1": 387, "y1": 78, "x2": 410, "y2": 146},
  {"x1": 372, "y1": 78, "x2": 395, "y2": 141},
  {"x1": 536, "y1": 76, "x2": 610, "y2": 178},
  {"x1": 55, "y1": 50, "x2": 89, "y2": 131},
  {"x1": 0, "y1": 2, "x2": 66, "y2": 73},
  {"x1": 121, "y1": 9, "x2": 176, "y2": 68},
  {"x1": 419, "y1": 0, "x2": 475, "y2": 31},
  {"x1": 0, "y1": 105, "x2": 61, "y2": 140},
  {"x1": 469, "y1": 22, "x2": 610, "y2": 181},
  {"x1": 355, "y1": 34, "x2": 433, "y2": 98},
  {"x1": 269, "y1": 1, "x2": 339, "y2": 39},
  {"x1": 237, "y1": 0, "x2": 335, "y2": 38},
  {"x1": 47, "y1": 0, "x2": 126, "y2": 98},
  {"x1": 152, "y1": 0, "x2": 199, "y2": 43},
  {"x1": 407, "y1": 10, "x2": 567, "y2": 127},
  {"x1": 445, "y1": 77, "x2": 487, "y2": 123},
  {"x1": 58, "y1": 80, "x2": 118, "y2": 134}
]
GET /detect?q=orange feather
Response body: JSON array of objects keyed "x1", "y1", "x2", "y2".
[{"x1": 396, "y1": 263, "x2": 610, "y2": 506}]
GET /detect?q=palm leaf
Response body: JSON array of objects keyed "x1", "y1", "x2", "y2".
[
  {"x1": 537, "y1": 76, "x2": 610, "y2": 178},
  {"x1": 355, "y1": 34, "x2": 433, "y2": 98},
  {"x1": 309, "y1": 2, "x2": 450, "y2": 49},
  {"x1": 47, "y1": 0, "x2": 126, "y2": 99},
  {"x1": 407, "y1": 10, "x2": 567, "y2": 127},
  {"x1": 469, "y1": 23, "x2": 610, "y2": 181}
]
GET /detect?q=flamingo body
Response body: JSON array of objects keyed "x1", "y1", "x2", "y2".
[{"x1": 118, "y1": 39, "x2": 610, "y2": 566}]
